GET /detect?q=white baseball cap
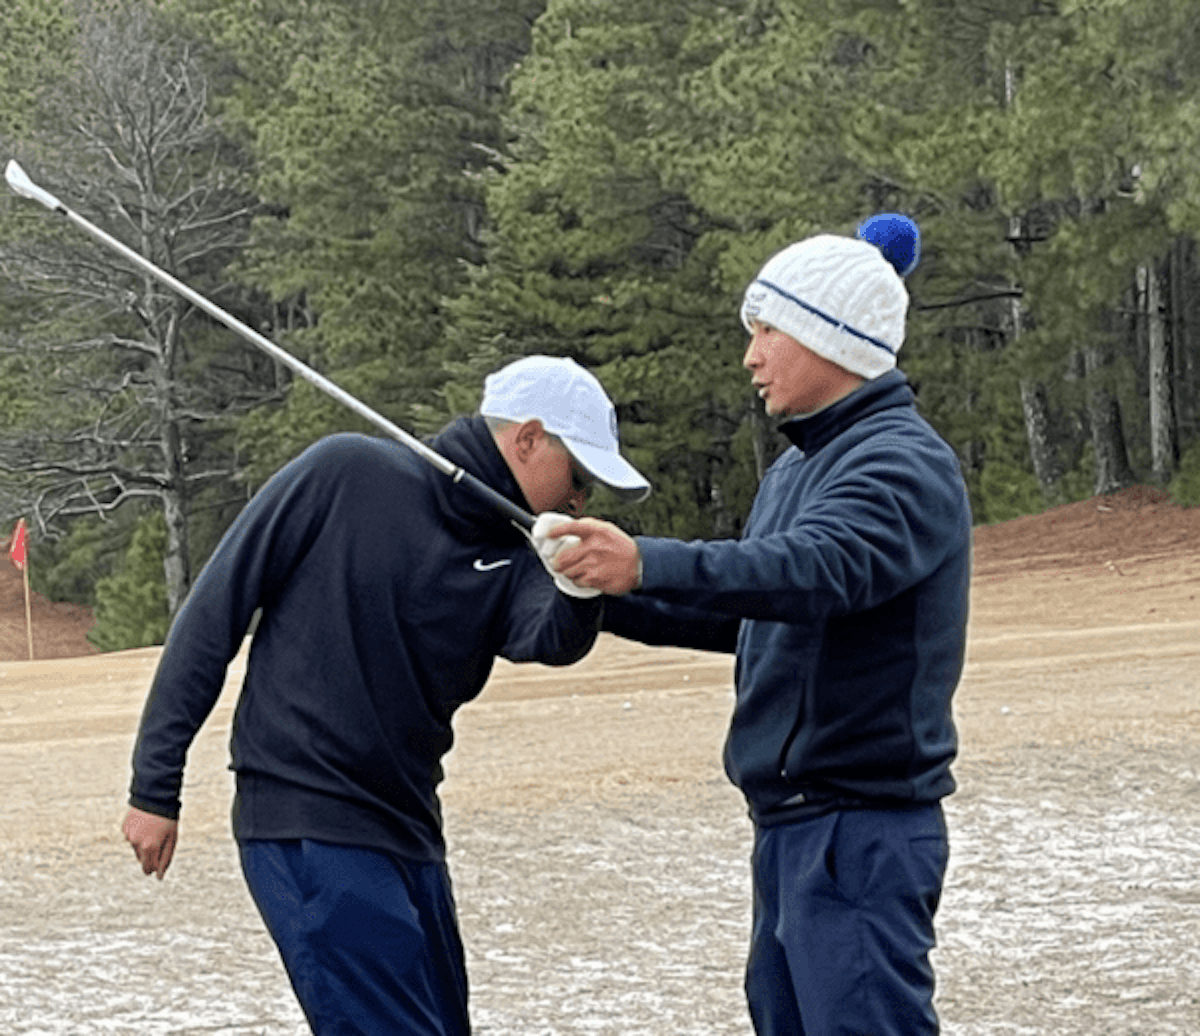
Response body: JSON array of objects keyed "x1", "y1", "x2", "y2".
[{"x1": 481, "y1": 355, "x2": 651, "y2": 502}]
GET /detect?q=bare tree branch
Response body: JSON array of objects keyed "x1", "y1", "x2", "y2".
[{"x1": 0, "y1": 0, "x2": 278, "y2": 615}]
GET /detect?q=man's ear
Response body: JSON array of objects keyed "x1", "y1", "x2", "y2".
[{"x1": 512, "y1": 418, "x2": 546, "y2": 460}]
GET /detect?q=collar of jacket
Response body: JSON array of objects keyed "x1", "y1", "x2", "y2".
[
  {"x1": 426, "y1": 415, "x2": 532, "y2": 544},
  {"x1": 778, "y1": 368, "x2": 916, "y2": 455}
]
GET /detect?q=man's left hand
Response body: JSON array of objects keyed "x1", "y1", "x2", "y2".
[
  {"x1": 547, "y1": 518, "x2": 640, "y2": 596},
  {"x1": 530, "y1": 513, "x2": 601, "y2": 598}
]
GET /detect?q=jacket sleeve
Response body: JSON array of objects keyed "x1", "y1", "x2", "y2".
[
  {"x1": 128, "y1": 442, "x2": 333, "y2": 819},
  {"x1": 495, "y1": 551, "x2": 603, "y2": 667},
  {"x1": 602, "y1": 593, "x2": 739, "y2": 654},
  {"x1": 637, "y1": 436, "x2": 969, "y2": 625}
]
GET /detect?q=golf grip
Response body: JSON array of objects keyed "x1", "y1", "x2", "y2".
[{"x1": 4, "y1": 161, "x2": 536, "y2": 532}]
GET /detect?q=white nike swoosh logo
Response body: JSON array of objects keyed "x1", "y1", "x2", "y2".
[{"x1": 473, "y1": 558, "x2": 513, "y2": 572}]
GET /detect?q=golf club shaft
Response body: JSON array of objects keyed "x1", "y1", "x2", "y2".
[{"x1": 4, "y1": 160, "x2": 535, "y2": 531}]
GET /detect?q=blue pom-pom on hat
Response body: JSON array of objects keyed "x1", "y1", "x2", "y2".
[{"x1": 856, "y1": 213, "x2": 920, "y2": 279}]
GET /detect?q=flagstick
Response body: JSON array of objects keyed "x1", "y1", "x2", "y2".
[{"x1": 21, "y1": 558, "x2": 33, "y2": 661}]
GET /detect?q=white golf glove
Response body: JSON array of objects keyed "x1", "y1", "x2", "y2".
[{"x1": 530, "y1": 513, "x2": 600, "y2": 599}]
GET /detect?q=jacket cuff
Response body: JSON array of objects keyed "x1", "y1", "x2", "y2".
[{"x1": 128, "y1": 794, "x2": 181, "y2": 821}]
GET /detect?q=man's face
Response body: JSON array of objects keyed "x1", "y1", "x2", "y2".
[
  {"x1": 742, "y1": 321, "x2": 863, "y2": 418},
  {"x1": 518, "y1": 431, "x2": 594, "y2": 517}
]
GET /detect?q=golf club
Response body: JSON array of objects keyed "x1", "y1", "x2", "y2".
[{"x1": 4, "y1": 159, "x2": 536, "y2": 531}]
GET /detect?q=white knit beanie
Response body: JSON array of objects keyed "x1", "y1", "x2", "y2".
[{"x1": 740, "y1": 214, "x2": 920, "y2": 379}]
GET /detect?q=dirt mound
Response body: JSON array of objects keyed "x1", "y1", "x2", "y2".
[
  {"x1": 973, "y1": 485, "x2": 1200, "y2": 574},
  {"x1": 0, "y1": 559, "x2": 96, "y2": 661}
]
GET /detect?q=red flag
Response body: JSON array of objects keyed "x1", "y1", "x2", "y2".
[{"x1": 9, "y1": 519, "x2": 27, "y2": 571}]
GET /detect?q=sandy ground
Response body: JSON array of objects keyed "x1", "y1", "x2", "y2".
[{"x1": 0, "y1": 486, "x2": 1198, "y2": 1034}]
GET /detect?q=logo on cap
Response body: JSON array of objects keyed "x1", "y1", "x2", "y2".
[{"x1": 745, "y1": 284, "x2": 768, "y2": 318}]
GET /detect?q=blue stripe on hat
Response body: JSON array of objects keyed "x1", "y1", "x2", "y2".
[{"x1": 755, "y1": 279, "x2": 897, "y2": 355}]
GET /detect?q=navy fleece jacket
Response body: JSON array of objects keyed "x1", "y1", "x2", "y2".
[
  {"x1": 605, "y1": 371, "x2": 971, "y2": 823},
  {"x1": 129, "y1": 417, "x2": 600, "y2": 861}
]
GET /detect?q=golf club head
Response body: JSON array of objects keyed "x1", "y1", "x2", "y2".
[{"x1": 5, "y1": 160, "x2": 62, "y2": 211}]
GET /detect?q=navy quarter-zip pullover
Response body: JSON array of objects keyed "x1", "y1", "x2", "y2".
[
  {"x1": 605, "y1": 371, "x2": 971, "y2": 822},
  {"x1": 130, "y1": 417, "x2": 601, "y2": 861}
]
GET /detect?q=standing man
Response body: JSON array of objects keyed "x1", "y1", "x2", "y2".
[
  {"x1": 548, "y1": 216, "x2": 971, "y2": 1036},
  {"x1": 122, "y1": 355, "x2": 650, "y2": 1036}
]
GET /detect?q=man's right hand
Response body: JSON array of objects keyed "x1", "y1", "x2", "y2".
[
  {"x1": 122, "y1": 807, "x2": 179, "y2": 880},
  {"x1": 548, "y1": 517, "x2": 641, "y2": 596}
]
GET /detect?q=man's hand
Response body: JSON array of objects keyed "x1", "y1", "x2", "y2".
[
  {"x1": 530, "y1": 513, "x2": 601, "y2": 598},
  {"x1": 548, "y1": 518, "x2": 641, "y2": 596},
  {"x1": 122, "y1": 807, "x2": 179, "y2": 880}
]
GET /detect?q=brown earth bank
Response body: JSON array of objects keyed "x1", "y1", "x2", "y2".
[
  {"x1": 0, "y1": 565, "x2": 96, "y2": 662},
  {"x1": 0, "y1": 486, "x2": 1197, "y2": 1034}
]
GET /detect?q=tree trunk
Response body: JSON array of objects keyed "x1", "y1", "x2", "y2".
[
  {"x1": 1170, "y1": 238, "x2": 1195, "y2": 442},
  {"x1": 1020, "y1": 379, "x2": 1064, "y2": 500},
  {"x1": 749, "y1": 396, "x2": 774, "y2": 484},
  {"x1": 1083, "y1": 339, "x2": 1135, "y2": 495},
  {"x1": 158, "y1": 302, "x2": 191, "y2": 619},
  {"x1": 161, "y1": 460, "x2": 191, "y2": 620},
  {"x1": 705, "y1": 401, "x2": 739, "y2": 539},
  {"x1": 1145, "y1": 259, "x2": 1178, "y2": 484},
  {"x1": 1008, "y1": 212, "x2": 1064, "y2": 503}
]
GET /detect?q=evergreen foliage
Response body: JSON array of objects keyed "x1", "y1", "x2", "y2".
[
  {"x1": 1168, "y1": 442, "x2": 1200, "y2": 508},
  {"x1": 3, "y1": 0, "x2": 1200, "y2": 643},
  {"x1": 175, "y1": 0, "x2": 544, "y2": 482},
  {"x1": 88, "y1": 510, "x2": 170, "y2": 651},
  {"x1": 31, "y1": 516, "x2": 127, "y2": 605}
]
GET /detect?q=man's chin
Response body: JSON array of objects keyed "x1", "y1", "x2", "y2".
[{"x1": 764, "y1": 399, "x2": 793, "y2": 419}]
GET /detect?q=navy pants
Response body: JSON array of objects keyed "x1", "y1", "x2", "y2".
[
  {"x1": 745, "y1": 805, "x2": 948, "y2": 1036},
  {"x1": 239, "y1": 839, "x2": 470, "y2": 1036}
]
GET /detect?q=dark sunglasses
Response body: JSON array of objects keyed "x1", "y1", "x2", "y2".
[{"x1": 569, "y1": 461, "x2": 596, "y2": 497}]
